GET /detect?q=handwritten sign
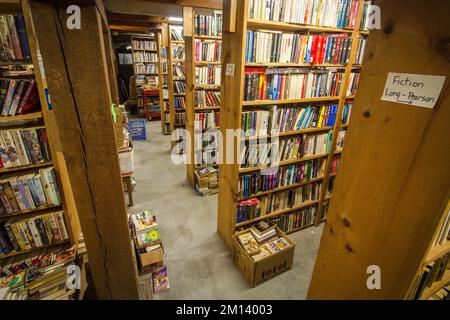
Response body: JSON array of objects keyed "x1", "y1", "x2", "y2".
[
  {"x1": 225, "y1": 63, "x2": 235, "y2": 76},
  {"x1": 381, "y1": 72, "x2": 446, "y2": 108}
]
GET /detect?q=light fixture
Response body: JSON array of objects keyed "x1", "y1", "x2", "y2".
[
  {"x1": 126, "y1": 45, "x2": 132, "y2": 50},
  {"x1": 168, "y1": 16, "x2": 183, "y2": 22}
]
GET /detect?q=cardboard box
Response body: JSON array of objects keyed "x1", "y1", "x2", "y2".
[
  {"x1": 232, "y1": 227, "x2": 295, "y2": 287},
  {"x1": 138, "y1": 247, "x2": 164, "y2": 273},
  {"x1": 118, "y1": 148, "x2": 134, "y2": 175}
]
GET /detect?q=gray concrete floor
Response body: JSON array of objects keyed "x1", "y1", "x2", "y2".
[{"x1": 128, "y1": 120, "x2": 324, "y2": 300}]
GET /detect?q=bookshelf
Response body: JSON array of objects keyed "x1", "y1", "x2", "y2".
[
  {"x1": 307, "y1": 0, "x2": 449, "y2": 299},
  {"x1": 168, "y1": 24, "x2": 186, "y2": 151},
  {"x1": 0, "y1": 6, "x2": 78, "y2": 262},
  {"x1": 185, "y1": 8, "x2": 223, "y2": 188},
  {"x1": 216, "y1": 0, "x2": 369, "y2": 247},
  {"x1": 156, "y1": 28, "x2": 171, "y2": 135}
]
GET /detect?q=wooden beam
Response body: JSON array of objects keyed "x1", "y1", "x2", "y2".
[
  {"x1": 178, "y1": 0, "x2": 223, "y2": 10},
  {"x1": 308, "y1": 0, "x2": 450, "y2": 299},
  {"x1": 22, "y1": 0, "x2": 139, "y2": 299}
]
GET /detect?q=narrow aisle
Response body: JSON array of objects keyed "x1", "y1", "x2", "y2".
[{"x1": 128, "y1": 121, "x2": 324, "y2": 299}]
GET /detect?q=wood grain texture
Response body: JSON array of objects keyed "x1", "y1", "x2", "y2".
[
  {"x1": 308, "y1": 0, "x2": 450, "y2": 299},
  {"x1": 22, "y1": 0, "x2": 139, "y2": 299}
]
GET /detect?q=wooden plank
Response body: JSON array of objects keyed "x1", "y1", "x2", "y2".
[
  {"x1": 308, "y1": 0, "x2": 450, "y2": 299},
  {"x1": 217, "y1": 0, "x2": 248, "y2": 248},
  {"x1": 179, "y1": 0, "x2": 223, "y2": 10},
  {"x1": 182, "y1": 6, "x2": 193, "y2": 37},
  {"x1": 22, "y1": 0, "x2": 139, "y2": 299}
]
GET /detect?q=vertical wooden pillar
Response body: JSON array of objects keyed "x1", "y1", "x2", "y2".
[
  {"x1": 308, "y1": 0, "x2": 450, "y2": 299},
  {"x1": 22, "y1": 0, "x2": 139, "y2": 299}
]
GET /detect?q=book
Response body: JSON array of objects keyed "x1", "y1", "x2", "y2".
[
  {"x1": 151, "y1": 265, "x2": 170, "y2": 293},
  {"x1": 251, "y1": 220, "x2": 276, "y2": 236},
  {"x1": 265, "y1": 237, "x2": 291, "y2": 254},
  {"x1": 237, "y1": 232, "x2": 261, "y2": 256}
]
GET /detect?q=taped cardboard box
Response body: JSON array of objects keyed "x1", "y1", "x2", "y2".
[
  {"x1": 138, "y1": 246, "x2": 164, "y2": 273},
  {"x1": 232, "y1": 227, "x2": 295, "y2": 287}
]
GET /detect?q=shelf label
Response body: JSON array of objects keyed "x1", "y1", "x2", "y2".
[
  {"x1": 225, "y1": 63, "x2": 235, "y2": 76},
  {"x1": 381, "y1": 72, "x2": 446, "y2": 108}
]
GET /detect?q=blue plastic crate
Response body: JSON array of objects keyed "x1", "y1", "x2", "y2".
[{"x1": 128, "y1": 119, "x2": 147, "y2": 141}]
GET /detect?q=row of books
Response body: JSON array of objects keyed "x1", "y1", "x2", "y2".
[
  {"x1": 195, "y1": 39, "x2": 222, "y2": 63},
  {"x1": 132, "y1": 40, "x2": 156, "y2": 51},
  {"x1": 412, "y1": 252, "x2": 450, "y2": 300},
  {"x1": 134, "y1": 64, "x2": 157, "y2": 75},
  {"x1": 330, "y1": 154, "x2": 341, "y2": 175},
  {"x1": 172, "y1": 46, "x2": 185, "y2": 60},
  {"x1": 194, "y1": 12, "x2": 223, "y2": 37},
  {"x1": 355, "y1": 37, "x2": 367, "y2": 65},
  {"x1": 170, "y1": 27, "x2": 184, "y2": 42},
  {"x1": 239, "y1": 158, "x2": 325, "y2": 198},
  {"x1": 241, "y1": 104, "x2": 338, "y2": 137},
  {"x1": 0, "y1": 167, "x2": 61, "y2": 216},
  {"x1": 272, "y1": 205, "x2": 317, "y2": 232},
  {"x1": 245, "y1": 31, "x2": 353, "y2": 65},
  {"x1": 194, "y1": 148, "x2": 218, "y2": 167},
  {"x1": 248, "y1": 0, "x2": 361, "y2": 29},
  {"x1": 346, "y1": 71, "x2": 360, "y2": 96},
  {"x1": 173, "y1": 64, "x2": 185, "y2": 78},
  {"x1": 335, "y1": 130, "x2": 346, "y2": 151},
  {"x1": 194, "y1": 111, "x2": 220, "y2": 130},
  {"x1": 240, "y1": 135, "x2": 330, "y2": 167},
  {"x1": 173, "y1": 80, "x2": 186, "y2": 94},
  {"x1": 0, "y1": 14, "x2": 30, "y2": 60},
  {"x1": 175, "y1": 113, "x2": 186, "y2": 126},
  {"x1": 195, "y1": 90, "x2": 221, "y2": 107},
  {"x1": 237, "y1": 221, "x2": 291, "y2": 261},
  {"x1": 0, "y1": 127, "x2": 51, "y2": 169},
  {"x1": 244, "y1": 68, "x2": 348, "y2": 101},
  {"x1": 132, "y1": 52, "x2": 158, "y2": 63},
  {"x1": 0, "y1": 79, "x2": 39, "y2": 117},
  {"x1": 341, "y1": 103, "x2": 352, "y2": 125},
  {"x1": 194, "y1": 130, "x2": 220, "y2": 152},
  {"x1": 174, "y1": 97, "x2": 186, "y2": 110},
  {"x1": 0, "y1": 210, "x2": 69, "y2": 255},
  {"x1": 428, "y1": 286, "x2": 450, "y2": 301},
  {"x1": 195, "y1": 65, "x2": 221, "y2": 85}
]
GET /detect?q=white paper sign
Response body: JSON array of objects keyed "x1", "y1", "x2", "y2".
[
  {"x1": 225, "y1": 63, "x2": 235, "y2": 76},
  {"x1": 381, "y1": 72, "x2": 446, "y2": 108}
]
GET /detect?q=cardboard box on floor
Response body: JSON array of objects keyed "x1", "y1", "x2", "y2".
[
  {"x1": 232, "y1": 227, "x2": 295, "y2": 287},
  {"x1": 138, "y1": 246, "x2": 164, "y2": 273}
]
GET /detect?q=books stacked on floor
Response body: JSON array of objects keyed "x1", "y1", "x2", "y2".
[
  {"x1": 194, "y1": 12, "x2": 223, "y2": 36},
  {"x1": 195, "y1": 166, "x2": 218, "y2": 196},
  {"x1": 248, "y1": 0, "x2": 361, "y2": 29},
  {"x1": 194, "y1": 39, "x2": 222, "y2": 62},
  {"x1": 0, "y1": 79, "x2": 39, "y2": 117},
  {"x1": 129, "y1": 210, "x2": 169, "y2": 293},
  {"x1": 0, "y1": 210, "x2": 69, "y2": 257},
  {"x1": 195, "y1": 90, "x2": 220, "y2": 108},
  {"x1": 244, "y1": 67, "x2": 344, "y2": 101},
  {"x1": 0, "y1": 244, "x2": 77, "y2": 300},
  {"x1": 411, "y1": 252, "x2": 450, "y2": 300},
  {"x1": 0, "y1": 167, "x2": 61, "y2": 216},
  {"x1": 0, "y1": 126, "x2": 51, "y2": 169},
  {"x1": 237, "y1": 220, "x2": 291, "y2": 261},
  {"x1": 0, "y1": 14, "x2": 31, "y2": 60},
  {"x1": 195, "y1": 65, "x2": 221, "y2": 85},
  {"x1": 245, "y1": 32, "x2": 353, "y2": 64}
]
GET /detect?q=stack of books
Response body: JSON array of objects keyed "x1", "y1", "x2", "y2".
[
  {"x1": 195, "y1": 166, "x2": 218, "y2": 196},
  {"x1": 129, "y1": 210, "x2": 169, "y2": 293}
]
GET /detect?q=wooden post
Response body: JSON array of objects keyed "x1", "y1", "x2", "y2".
[
  {"x1": 22, "y1": 0, "x2": 139, "y2": 299},
  {"x1": 308, "y1": 0, "x2": 450, "y2": 299}
]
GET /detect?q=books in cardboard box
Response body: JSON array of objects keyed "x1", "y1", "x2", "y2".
[
  {"x1": 237, "y1": 232, "x2": 261, "y2": 256},
  {"x1": 265, "y1": 237, "x2": 291, "y2": 254},
  {"x1": 130, "y1": 210, "x2": 161, "y2": 249}
]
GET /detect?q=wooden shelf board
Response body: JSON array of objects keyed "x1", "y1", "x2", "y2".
[
  {"x1": 236, "y1": 200, "x2": 320, "y2": 228},
  {"x1": 424, "y1": 241, "x2": 450, "y2": 266},
  {"x1": 237, "y1": 176, "x2": 324, "y2": 201},
  {"x1": 420, "y1": 269, "x2": 450, "y2": 300},
  {"x1": 0, "y1": 111, "x2": 43, "y2": 123},
  {"x1": 171, "y1": 40, "x2": 185, "y2": 44},
  {"x1": 195, "y1": 106, "x2": 221, "y2": 111},
  {"x1": 0, "y1": 161, "x2": 53, "y2": 174},
  {"x1": 242, "y1": 96, "x2": 341, "y2": 106},
  {"x1": 0, "y1": 59, "x2": 32, "y2": 66},
  {"x1": 239, "y1": 153, "x2": 328, "y2": 174},
  {"x1": 245, "y1": 62, "x2": 348, "y2": 68},
  {"x1": 0, "y1": 240, "x2": 70, "y2": 260},
  {"x1": 194, "y1": 61, "x2": 222, "y2": 65},
  {"x1": 193, "y1": 34, "x2": 222, "y2": 40},
  {"x1": 243, "y1": 126, "x2": 333, "y2": 141},
  {"x1": 0, "y1": 204, "x2": 62, "y2": 220},
  {"x1": 247, "y1": 19, "x2": 355, "y2": 33}
]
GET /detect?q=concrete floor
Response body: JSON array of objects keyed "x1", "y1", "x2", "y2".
[{"x1": 128, "y1": 120, "x2": 324, "y2": 300}]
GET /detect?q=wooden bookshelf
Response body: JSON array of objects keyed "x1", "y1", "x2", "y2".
[
  {"x1": 0, "y1": 204, "x2": 61, "y2": 220},
  {"x1": 167, "y1": 24, "x2": 186, "y2": 149},
  {"x1": 0, "y1": 239, "x2": 70, "y2": 260},
  {"x1": 185, "y1": 8, "x2": 223, "y2": 188},
  {"x1": 217, "y1": 0, "x2": 369, "y2": 247},
  {"x1": 0, "y1": 161, "x2": 53, "y2": 174},
  {"x1": 0, "y1": 111, "x2": 43, "y2": 123},
  {"x1": 156, "y1": 27, "x2": 171, "y2": 135}
]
